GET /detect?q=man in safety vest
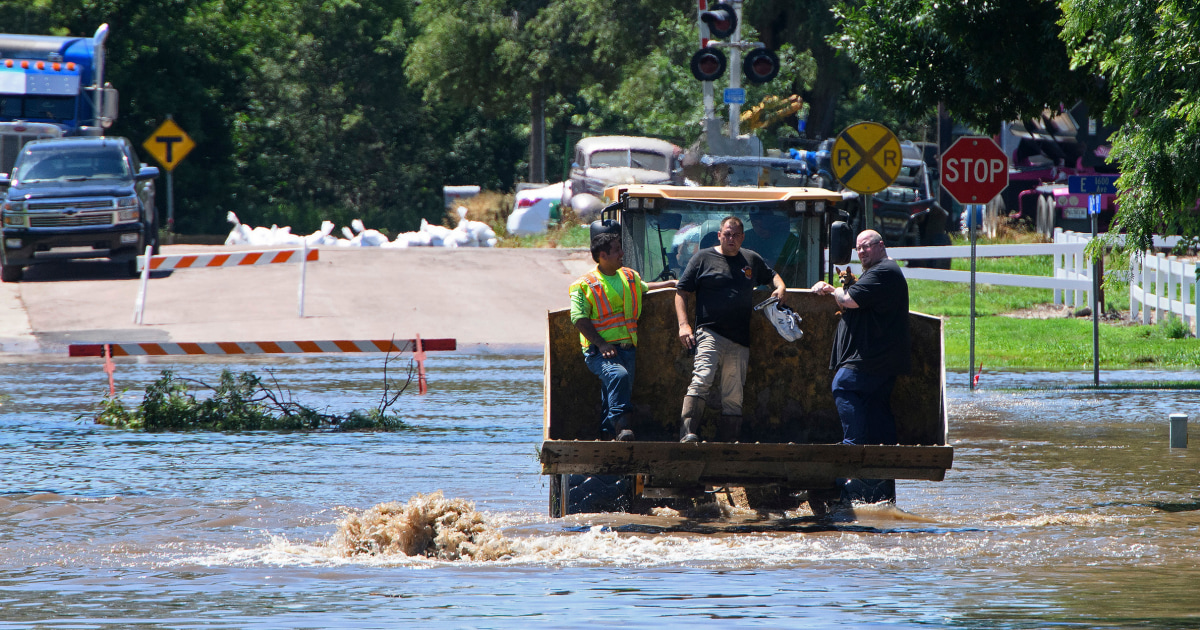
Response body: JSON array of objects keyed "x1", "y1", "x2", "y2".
[{"x1": 570, "y1": 230, "x2": 676, "y2": 441}]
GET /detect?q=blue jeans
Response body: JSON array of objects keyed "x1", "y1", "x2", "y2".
[
  {"x1": 583, "y1": 345, "x2": 637, "y2": 436},
  {"x1": 831, "y1": 366, "x2": 898, "y2": 445}
]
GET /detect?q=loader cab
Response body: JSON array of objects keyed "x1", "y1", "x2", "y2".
[{"x1": 601, "y1": 184, "x2": 843, "y2": 288}]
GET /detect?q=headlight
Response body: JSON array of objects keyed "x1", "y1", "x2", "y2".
[
  {"x1": 2, "y1": 201, "x2": 26, "y2": 227},
  {"x1": 117, "y1": 196, "x2": 138, "y2": 208},
  {"x1": 117, "y1": 208, "x2": 140, "y2": 222}
]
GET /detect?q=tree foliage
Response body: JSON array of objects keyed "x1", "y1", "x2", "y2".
[
  {"x1": 837, "y1": 0, "x2": 1103, "y2": 132},
  {"x1": 1061, "y1": 0, "x2": 1200, "y2": 248},
  {"x1": 2, "y1": 0, "x2": 1020, "y2": 237}
]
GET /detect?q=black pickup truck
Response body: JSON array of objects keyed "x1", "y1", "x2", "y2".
[{"x1": 0, "y1": 136, "x2": 159, "y2": 282}]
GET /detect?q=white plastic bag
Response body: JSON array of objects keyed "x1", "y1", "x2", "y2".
[{"x1": 754, "y1": 297, "x2": 804, "y2": 342}]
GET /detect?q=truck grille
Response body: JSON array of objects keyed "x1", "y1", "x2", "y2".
[
  {"x1": 29, "y1": 213, "x2": 114, "y2": 227},
  {"x1": 27, "y1": 200, "x2": 115, "y2": 211}
]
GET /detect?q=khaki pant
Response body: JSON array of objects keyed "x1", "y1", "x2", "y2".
[{"x1": 686, "y1": 328, "x2": 749, "y2": 415}]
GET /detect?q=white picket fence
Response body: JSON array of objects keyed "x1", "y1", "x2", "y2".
[
  {"x1": 838, "y1": 228, "x2": 1094, "y2": 307},
  {"x1": 1129, "y1": 251, "x2": 1197, "y2": 330},
  {"x1": 836, "y1": 230, "x2": 1197, "y2": 325}
]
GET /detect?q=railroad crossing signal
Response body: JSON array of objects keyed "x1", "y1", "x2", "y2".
[
  {"x1": 143, "y1": 119, "x2": 194, "y2": 172},
  {"x1": 831, "y1": 122, "x2": 902, "y2": 195},
  {"x1": 940, "y1": 136, "x2": 1008, "y2": 204}
]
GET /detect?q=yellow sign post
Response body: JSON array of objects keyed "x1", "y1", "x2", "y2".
[
  {"x1": 142, "y1": 118, "x2": 195, "y2": 236},
  {"x1": 143, "y1": 119, "x2": 194, "y2": 172},
  {"x1": 830, "y1": 122, "x2": 902, "y2": 233},
  {"x1": 831, "y1": 122, "x2": 901, "y2": 195}
]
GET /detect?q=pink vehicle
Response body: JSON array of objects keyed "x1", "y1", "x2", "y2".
[{"x1": 999, "y1": 103, "x2": 1119, "y2": 236}]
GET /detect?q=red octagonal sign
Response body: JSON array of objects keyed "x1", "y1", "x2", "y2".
[{"x1": 940, "y1": 136, "x2": 1009, "y2": 205}]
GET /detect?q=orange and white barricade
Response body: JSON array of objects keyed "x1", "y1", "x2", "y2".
[
  {"x1": 133, "y1": 246, "x2": 319, "y2": 324},
  {"x1": 70, "y1": 336, "x2": 456, "y2": 395}
]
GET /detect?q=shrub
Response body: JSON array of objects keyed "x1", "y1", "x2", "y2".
[{"x1": 92, "y1": 365, "x2": 410, "y2": 432}]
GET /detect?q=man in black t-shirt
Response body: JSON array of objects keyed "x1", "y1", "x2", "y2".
[
  {"x1": 675, "y1": 216, "x2": 786, "y2": 443},
  {"x1": 811, "y1": 229, "x2": 910, "y2": 445}
]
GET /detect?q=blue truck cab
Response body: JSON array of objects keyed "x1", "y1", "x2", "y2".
[{"x1": 0, "y1": 136, "x2": 159, "y2": 281}]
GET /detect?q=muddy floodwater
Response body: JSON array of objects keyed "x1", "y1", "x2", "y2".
[{"x1": 1, "y1": 354, "x2": 1198, "y2": 628}]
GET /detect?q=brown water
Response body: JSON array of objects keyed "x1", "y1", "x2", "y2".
[{"x1": 1, "y1": 355, "x2": 1198, "y2": 628}]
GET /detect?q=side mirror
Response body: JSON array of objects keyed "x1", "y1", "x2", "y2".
[
  {"x1": 590, "y1": 219, "x2": 621, "y2": 243},
  {"x1": 136, "y1": 165, "x2": 160, "y2": 181},
  {"x1": 829, "y1": 220, "x2": 854, "y2": 265}
]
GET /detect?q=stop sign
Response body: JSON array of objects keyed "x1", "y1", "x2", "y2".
[{"x1": 940, "y1": 136, "x2": 1009, "y2": 204}]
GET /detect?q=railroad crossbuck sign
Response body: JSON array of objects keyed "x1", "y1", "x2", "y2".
[
  {"x1": 142, "y1": 119, "x2": 195, "y2": 172},
  {"x1": 831, "y1": 122, "x2": 902, "y2": 195},
  {"x1": 940, "y1": 136, "x2": 1009, "y2": 204}
]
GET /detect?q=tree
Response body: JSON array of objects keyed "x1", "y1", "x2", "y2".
[
  {"x1": 836, "y1": 0, "x2": 1103, "y2": 133},
  {"x1": 1061, "y1": 0, "x2": 1200, "y2": 249},
  {"x1": 746, "y1": 0, "x2": 854, "y2": 140},
  {"x1": 406, "y1": 0, "x2": 683, "y2": 182}
]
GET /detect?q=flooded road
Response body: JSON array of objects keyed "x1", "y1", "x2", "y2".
[{"x1": 1, "y1": 354, "x2": 1198, "y2": 628}]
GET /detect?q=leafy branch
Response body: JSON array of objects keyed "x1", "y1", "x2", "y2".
[{"x1": 90, "y1": 351, "x2": 415, "y2": 432}]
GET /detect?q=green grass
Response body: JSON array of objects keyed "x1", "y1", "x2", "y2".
[
  {"x1": 908, "y1": 252, "x2": 1057, "y2": 316},
  {"x1": 499, "y1": 223, "x2": 589, "y2": 249},
  {"x1": 905, "y1": 239, "x2": 1200, "y2": 370},
  {"x1": 942, "y1": 316, "x2": 1200, "y2": 370}
]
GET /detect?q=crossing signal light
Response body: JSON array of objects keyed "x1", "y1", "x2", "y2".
[
  {"x1": 699, "y1": 3, "x2": 737, "y2": 39},
  {"x1": 690, "y1": 47, "x2": 727, "y2": 82},
  {"x1": 743, "y1": 48, "x2": 780, "y2": 84}
]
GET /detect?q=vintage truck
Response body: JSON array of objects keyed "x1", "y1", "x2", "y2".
[{"x1": 540, "y1": 184, "x2": 952, "y2": 517}]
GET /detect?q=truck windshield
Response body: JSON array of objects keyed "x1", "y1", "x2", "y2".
[
  {"x1": 0, "y1": 95, "x2": 76, "y2": 122},
  {"x1": 15, "y1": 148, "x2": 129, "y2": 183},
  {"x1": 590, "y1": 150, "x2": 668, "y2": 173},
  {"x1": 623, "y1": 200, "x2": 819, "y2": 288}
]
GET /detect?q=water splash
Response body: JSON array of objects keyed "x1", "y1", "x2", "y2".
[{"x1": 327, "y1": 492, "x2": 513, "y2": 561}]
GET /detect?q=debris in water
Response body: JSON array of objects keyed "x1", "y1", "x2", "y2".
[{"x1": 329, "y1": 492, "x2": 513, "y2": 561}]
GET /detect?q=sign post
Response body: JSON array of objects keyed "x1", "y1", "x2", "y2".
[
  {"x1": 831, "y1": 122, "x2": 903, "y2": 231},
  {"x1": 143, "y1": 117, "x2": 195, "y2": 239},
  {"x1": 940, "y1": 136, "x2": 1009, "y2": 391},
  {"x1": 1068, "y1": 174, "x2": 1118, "y2": 386}
]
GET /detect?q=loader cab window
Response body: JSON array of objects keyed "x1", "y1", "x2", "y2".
[{"x1": 620, "y1": 198, "x2": 821, "y2": 288}]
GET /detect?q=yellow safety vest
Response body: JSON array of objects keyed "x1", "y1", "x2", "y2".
[{"x1": 578, "y1": 268, "x2": 642, "y2": 347}]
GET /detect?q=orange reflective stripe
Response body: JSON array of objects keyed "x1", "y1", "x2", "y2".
[
  {"x1": 622, "y1": 268, "x2": 641, "y2": 322},
  {"x1": 582, "y1": 268, "x2": 640, "y2": 343},
  {"x1": 584, "y1": 273, "x2": 614, "y2": 315}
]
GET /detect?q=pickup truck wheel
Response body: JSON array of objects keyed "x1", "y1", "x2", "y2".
[
  {"x1": 126, "y1": 259, "x2": 141, "y2": 278},
  {"x1": 1, "y1": 265, "x2": 22, "y2": 283}
]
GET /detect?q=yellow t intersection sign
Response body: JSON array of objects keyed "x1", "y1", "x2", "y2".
[
  {"x1": 143, "y1": 119, "x2": 195, "y2": 172},
  {"x1": 831, "y1": 122, "x2": 902, "y2": 195}
]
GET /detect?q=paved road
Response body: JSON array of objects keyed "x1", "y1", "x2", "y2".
[{"x1": 0, "y1": 245, "x2": 594, "y2": 355}]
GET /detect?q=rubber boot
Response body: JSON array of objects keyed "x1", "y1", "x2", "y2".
[
  {"x1": 718, "y1": 414, "x2": 742, "y2": 442},
  {"x1": 613, "y1": 414, "x2": 636, "y2": 442},
  {"x1": 679, "y1": 395, "x2": 704, "y2": 443}
]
